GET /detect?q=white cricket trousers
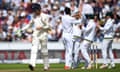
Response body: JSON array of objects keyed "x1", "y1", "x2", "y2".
[
  {"x1": 101, "y1": 39, "x2": 114, "y2": 65},
  {"x1": 73, "y1": 41, "x2": 80, "y2": 66},
  {"x1": 62, "y1": 32, "x2": 73, "y2": 67},
  {"x1": 29, "y1": 36, "x2": 49, "y2": 68},
  {"x1": 80, "y1": 40, "x2": 91, "y2": 66}
]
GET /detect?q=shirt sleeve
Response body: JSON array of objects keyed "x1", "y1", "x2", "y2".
[
  {"x1": 70, "y1": 17, "x2": 76, "y2": 25},
  {"x1": 72, "y1": 19, "x2": 82, "y2": 25},
  {"x1": 99, "y1": 21, "x2": 113, "y2": 31},
  {"x1": 22, "y1": 19, "x2": 34, "y2": 31}
]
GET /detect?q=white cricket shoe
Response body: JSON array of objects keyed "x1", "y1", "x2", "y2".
[
  {"x1": 44, "y1": 66, "x2": 49, "y2": 71},
  {"x1": 87, "y1": 64, "x2": 93, "y2": 69},
  {"x1": 100, "y1": 64, "x2": 108, "y2": 69},
  {"x1": 81, "y1": 64, "x2": 93, "y2": 69},
  {"x1": 108, "y1": 64, "x2": 115, "y2": 69}
]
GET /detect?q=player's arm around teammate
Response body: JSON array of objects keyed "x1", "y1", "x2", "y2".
[
  {"x1": 61, "y1": 7, "x2": 76, "y2": 70},
  {"x1": 80, "y1": 14, "x2": 97, "y2": 69},
  {"x1": 71, "y1": 10, "x2": 84, "y2": 69},
  {"x1": 96, "y1": 12, "x2": 115, "y2": 69}
]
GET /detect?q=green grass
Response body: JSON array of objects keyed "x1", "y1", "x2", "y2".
[{"x1": 0, "y1": 63, "x2": 120, "y2": 72}]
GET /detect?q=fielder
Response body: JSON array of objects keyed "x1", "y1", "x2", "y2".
[
  {"x1": 71, "y1": 10, "x2": 83, "y2": 69},
  {"x1": 80, "y1": 14, "x2": 97, "y2": 69},
  {"x1": 61, "y1": 7, "x2": 75, "y2": 70},
  {"x1": 22, "y1": 3, "x2": 51, "y2": 71},
  {"x1": 97, "y1": 12, "x2": 115, "y2": 69}
]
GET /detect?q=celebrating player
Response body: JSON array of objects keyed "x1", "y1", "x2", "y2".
[
  {"x1": 80, "y1": 14, "x2": 97, "y2": 69},
  {"x1": 61, "y1": 7, "x2": 75, "y2": 70},
  {"x1": 97, "y1": 12, "x2": 115, "y2": 69},
  {"x1": 71, "y1": 9, "x2": 83, "y2": 69}
]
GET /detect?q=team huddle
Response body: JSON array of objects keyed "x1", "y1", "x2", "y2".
[
  {"x1": 19, "y1": 2, "x2": 120, "y2": 71},
  {"x1": 62, "y1": 7, "x2": 120, "y2": 70}
]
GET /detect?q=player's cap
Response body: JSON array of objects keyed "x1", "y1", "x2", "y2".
[
  {"x1": 106, "y1": 12, "x2": 113, "y2": 17},
  {"x1": 32, "y1": 3, "x2": 41, "y2": 11},
  {"x1": 85, "y1": 14, "x2": 95, "y2": 19}
]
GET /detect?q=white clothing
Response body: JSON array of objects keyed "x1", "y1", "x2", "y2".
[
  {"x1": 100, "y1": 18, "x2": 115, "y2": 65},
  {"x1": 62, "y1": 15, "x2": 74, "y2": 67},
  {"x1": 72, "y1": 18, "x2": 83, "y2": 68},
  {"x1": 22, "y1": 13, "x2": 51, "y2": 68},
  {"x1": 82, "y1": 4, "x2": 94, "y2": 14},
  {"x1": 83, "y1": 20, "x2": 96, "y2": 41},
  {"x1": 62, "y1": 15, "x2": 75, "y2": 33},
  {"x1": 80, "y1": 19, "x2": 96, "y2": 67},
  {"x1": 99, "y1": 18, "x2": 114, "y2": 39},
  {"x1": 72, "y1": 19, "x2": 82, "y2": 39}
]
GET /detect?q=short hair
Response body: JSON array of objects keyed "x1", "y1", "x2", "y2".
[{"x1": 64, "y1": 7, "x2": 71, "y2": 15}]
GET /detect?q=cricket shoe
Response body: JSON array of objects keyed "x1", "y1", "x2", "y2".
[
  {"x1": 72, "y1": 66, "x2": 78, "y2": 69},
  {"x1": 81, "y1": 66, "x2": 86, "y2": 69},
  {"x1": 81, "y1": 64, "x2": 93, "y2": 69},
  {"x1": 72, "y1": 63, "x2": 79, "y2": 69},
  {"x1": 28, "y1": 64, "x2": 35, "y2": 71},
  {"x1": 72, "y1": 65, "x2": 78, "y2": 69},
  {"x1": 100, "y1": 64, "x2": 108, "y2": 69},
  {"x1": 44, "y1": 66, "x2": 50, "y2": 71},
  {"x1": 108, "y1": 64, "x2": 115, "y2": 69},
  {"x1": 64, "y1": 66, "x2": 71, "y2": 70}
]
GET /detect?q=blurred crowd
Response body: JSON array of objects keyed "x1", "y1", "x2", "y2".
[{"x1": 0, "y1": 0, "x2": 120, "y2": 42}]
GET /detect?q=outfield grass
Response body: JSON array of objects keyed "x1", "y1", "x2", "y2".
[{"x1": 0, "y1": 63, "x2": 120, "y2": 72}]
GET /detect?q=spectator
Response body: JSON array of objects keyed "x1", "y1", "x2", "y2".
[
  {"x1": 0, "y1": 0, "x2": 119, "y2": 42},
  {"x1": 0, "y1": 28, "x2": 6, "y2": 41},
  {"x1": 1, "y1": 17, "x2": 8, "y2": 32},
  {"x1": 5, "y1": 26, "x2": 14, "y2": 41},
  {"x1": 7, "y1": 8, "x2": 14, "y2": 25},
  {"x1": 48, "y1": 18, "x2": 62, "y2": 41},
  {"x1": 70, "y1": 2, "x2": 78, "y2": 14},
  {"x1": 81, "y1": 0, "x2": 94, "y2": 15}
]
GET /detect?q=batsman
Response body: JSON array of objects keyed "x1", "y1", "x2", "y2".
[{"x1": 21, "y1": 3, "x2": 51, "y2": 71}]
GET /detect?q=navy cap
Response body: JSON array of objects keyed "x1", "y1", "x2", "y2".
[
  {"x1": 106, "y1": 12, "x2": 113, "y2": 17},
  {"x1": 85, "y1": 14, "x2": 95, "y2": 19}
]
